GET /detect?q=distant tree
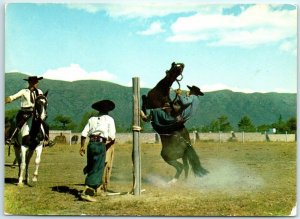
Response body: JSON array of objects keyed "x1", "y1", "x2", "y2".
[
  {"x1": 238, "y1": 116, "x2": 256, "y2": 132},
  {"x1": 286, "y1": 117, "x2": 296, "y2": 134},
  {"x1": 257, "y1": 124, "x2": 272, "y2": 133},
  {"x1": 272, "y1": 114, "x2": 288, "y2": 134},
  {"x1": 53, "y1": 114, "x2": 75, "y2": 130},
  {"x1": 205, "y1": 115, "x2": 233, "y2": 132},
  {"x1": 218, "y1": 115, "x2": 233, "y2": 132}
]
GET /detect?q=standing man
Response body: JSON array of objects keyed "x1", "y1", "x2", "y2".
[
  {"x1": 79, "y1": 99, "x2": 116, "y2": 202},
  {"x1": 5, "y1": 76, "x2": 54, "y2": 147}
]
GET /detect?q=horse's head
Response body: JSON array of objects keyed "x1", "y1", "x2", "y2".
[
  {"x1": 34, "y1": 93, "x2": 48, "y2": 121},
  {"x1": 165, "y1": 62, "x2": 184, "y2": 82}
]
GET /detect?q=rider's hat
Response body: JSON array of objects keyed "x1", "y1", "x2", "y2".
[
  {"x1": 24, "y1": 76, "x2": 43, "y2": 83},
  {"x1": 92, "y1": 100, "x2": 115, "y2": 113},
  {"x1": 187, "y1": 85, "x2": 204, "y2": 96}
]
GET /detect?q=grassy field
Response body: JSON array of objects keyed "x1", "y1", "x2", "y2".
[{"x1": 4, "y1": 141, "x2": 296, "y2": 216}]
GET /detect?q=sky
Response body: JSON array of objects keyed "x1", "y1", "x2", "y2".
[{"x1": 4, "y1": 1, "x2": 298, "y2": 93}]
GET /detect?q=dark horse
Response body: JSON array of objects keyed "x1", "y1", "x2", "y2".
[
  {"x1": 142, "y1": 62, "x2": 208, "y2": 183},
  {"x1": 7, "y1": 92, "x2": 50, "y2": 186}
]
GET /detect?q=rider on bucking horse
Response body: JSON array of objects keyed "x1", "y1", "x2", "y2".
[{"x1": 141, "y1": 85, "x2": 204, "y2": 134}]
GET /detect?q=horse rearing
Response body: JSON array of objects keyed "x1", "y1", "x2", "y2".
[
  {"x1": 142, "y1": 62, "x2": 208, "y2": 183},
  {"x1": 13, "y1": 92, "x2": 49, "y2": 186}
]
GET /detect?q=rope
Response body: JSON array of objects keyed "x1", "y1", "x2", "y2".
[{"x1": 132, "y1": 125, "x2": 142, "y2": 132}]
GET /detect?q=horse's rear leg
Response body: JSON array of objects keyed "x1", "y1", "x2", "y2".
[
  {"x1": 165, "y1": 160, "x2": 184, "y2": 184},
  {"x1": 32, "y1": 144, "x2": 43, "y2": 182}
]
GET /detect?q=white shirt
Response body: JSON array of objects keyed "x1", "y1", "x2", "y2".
[
  {"x1": 9, "y1": 88, "x2": 43, "y2": 108},
  {"x1": 81, "y1": 115, "x2": 116, "y2": 140}
]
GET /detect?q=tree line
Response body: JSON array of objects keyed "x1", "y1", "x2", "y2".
[
  {"x1": 5, "y1": 109, "x2": 296, "y2": 134},
  {"x1": 198, "y1": 114, "x2": 296, "y2": 134}
]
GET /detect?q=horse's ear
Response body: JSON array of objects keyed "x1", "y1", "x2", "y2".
[
  {"x1": 171, "y1": 62, "x2": 175, "y2": 66},
  {"x1": 44, "y1": 90, "x2": 49, "y2": 97}
]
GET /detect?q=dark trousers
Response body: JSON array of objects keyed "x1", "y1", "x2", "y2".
[
  {"x1": 15, "y1": 110, "x2": 50, "y2": 140},
  {"x1": 84, "y1": 141, "x2": 106, "y2": 189},
  {"x1": 16, "y1": 110, "x2": 33, "y2": 130}
]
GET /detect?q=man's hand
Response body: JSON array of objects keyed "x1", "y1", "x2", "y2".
[
  {"x1": 79, "y1": 147, "x2": 85, "y2": 156},
  {"x1": 5, "y1": 97, "x2": 12, "y2": 104},
  {"x1": 80, "y1": 136, "x2": 86, "y2": 156},
  {"x1": 176, "y1": 89, "x2": 182, "y2": 96}
]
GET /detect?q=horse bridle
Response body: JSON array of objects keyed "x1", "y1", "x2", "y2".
[{"x1": 170, "y1": 72, "x2": 183, "y2": 104}]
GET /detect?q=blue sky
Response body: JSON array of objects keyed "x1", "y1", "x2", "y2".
[{"x1": 5, "y1": 1, "x2": 297, "y2": 93}]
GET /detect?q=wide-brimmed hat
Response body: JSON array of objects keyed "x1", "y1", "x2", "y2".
[
  {"x1": 92, "y1": 100, "x2": 115, "y2": 112},
  {"x1": 187, "y1": 85, "x2": 204, "y2": 96},
  {"x1": 23, "y1": 76, "x2": 43, "y2": 83}
]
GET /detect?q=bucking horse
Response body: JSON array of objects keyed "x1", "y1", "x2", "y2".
[{"x1": 141, "y1": 62, "x2": 208, "y2": 184}]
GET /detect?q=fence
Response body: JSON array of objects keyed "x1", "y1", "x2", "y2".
[{"x1": 49, "y1": 131, "x2": 296, "y2": 145}]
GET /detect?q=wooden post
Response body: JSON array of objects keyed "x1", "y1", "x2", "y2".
[{"x1": 132, "y1": 77, "x2": 141, "y2": 195}]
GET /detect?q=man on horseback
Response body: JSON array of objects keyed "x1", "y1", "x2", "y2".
[
  {"x1": 5, "y1": 76, "x2": 54, "y2": 147},
  {"x1": 79, "y1": 99, "x2": 116, "y2": 202},
  {"x1": 141, "y1": 85, "x2": 204, "y2": 134}
]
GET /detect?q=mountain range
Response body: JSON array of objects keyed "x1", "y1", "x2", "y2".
[{"x1": 5, "y1": 73, "x2": 296, "y2": 132}]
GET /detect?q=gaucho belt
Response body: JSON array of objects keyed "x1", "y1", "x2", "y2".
[
  {"x1": 21, "y1": 107, "x2": 33, "y2": 112},
  {"x1": 89, "y1": 135, "x2": 106, "y2": 143}
]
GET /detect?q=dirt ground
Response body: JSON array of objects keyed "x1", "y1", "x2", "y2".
[{"x1": 4, "y1": 141, "x2": 296, "y2": 216}]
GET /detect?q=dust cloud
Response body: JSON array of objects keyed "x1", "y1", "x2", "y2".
[{"x1": 145, "y1": 159, "x2": 265, "y2": 193}]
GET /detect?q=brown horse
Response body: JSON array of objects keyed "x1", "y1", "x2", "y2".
[{"x1": 142, "y1": 62, "x2": 208, "y2": 183}]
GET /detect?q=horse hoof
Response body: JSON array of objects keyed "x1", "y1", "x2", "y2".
[
  {"x1": 167, "y1": 178, "x2": 178, "y2": 184},
  {"x1": 32, "y1": 174, "x2": 38, "y2": 182},
  {"x1": 17, "y1": 182, "x2": 24, "y2": 187}
]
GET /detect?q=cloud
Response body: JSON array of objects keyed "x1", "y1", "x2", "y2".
[
  {"x1": 65, "y1": 2, "x2": 223, "y2": 18},
  {"x1": 137, "y1": 21, "x2": 165, "y2": 35},
  {"x1": 201, "y1": 83, "x2": 295, "y2": 93},
  {"x1": 167, "y1": 4, "x2": 297, "y2": 50},
  {"x1": 42, "y1": 64, "x2": 117, "y2": 82},
  {"x1": 65, "y1": 4, "x2": 99, "y2": 14},
  {"x1": 279, "y1": 39, "x2": 297, "y2": 55}
]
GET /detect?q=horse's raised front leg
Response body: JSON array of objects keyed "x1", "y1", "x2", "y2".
[{"x1": 32, "y1": 143, "x2": 43, "y2": 182}]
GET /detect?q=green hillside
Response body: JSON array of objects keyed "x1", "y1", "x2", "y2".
[{"x1": 5, "y1": 73, "x2": 296, "y2": 132}]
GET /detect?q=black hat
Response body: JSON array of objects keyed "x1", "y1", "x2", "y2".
[
  {"x1": 187, "y1": 85, "x2": 204, "y2": 96},
  {"x1": 23, "y1": 76, "x2": 43, "y2": 83},
  {"x1": 92, "y1": 100, "x2": 115, "y2": 112}
]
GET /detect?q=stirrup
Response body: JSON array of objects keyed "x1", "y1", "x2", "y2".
[{"x1": 5, "y1": 139, "x2": 12, "y2": 145}]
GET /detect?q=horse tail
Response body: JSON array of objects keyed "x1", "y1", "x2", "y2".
[{"x1": 185, "y1": 146, "x2": 209, "y2": 177}]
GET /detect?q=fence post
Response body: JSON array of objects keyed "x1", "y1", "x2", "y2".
[
  {"x1": 132, "y1": 77, "x2": 141, "y2": 196},
  {"x1": 242, "y1": 131, "x2": 245, "y2": 143}
]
